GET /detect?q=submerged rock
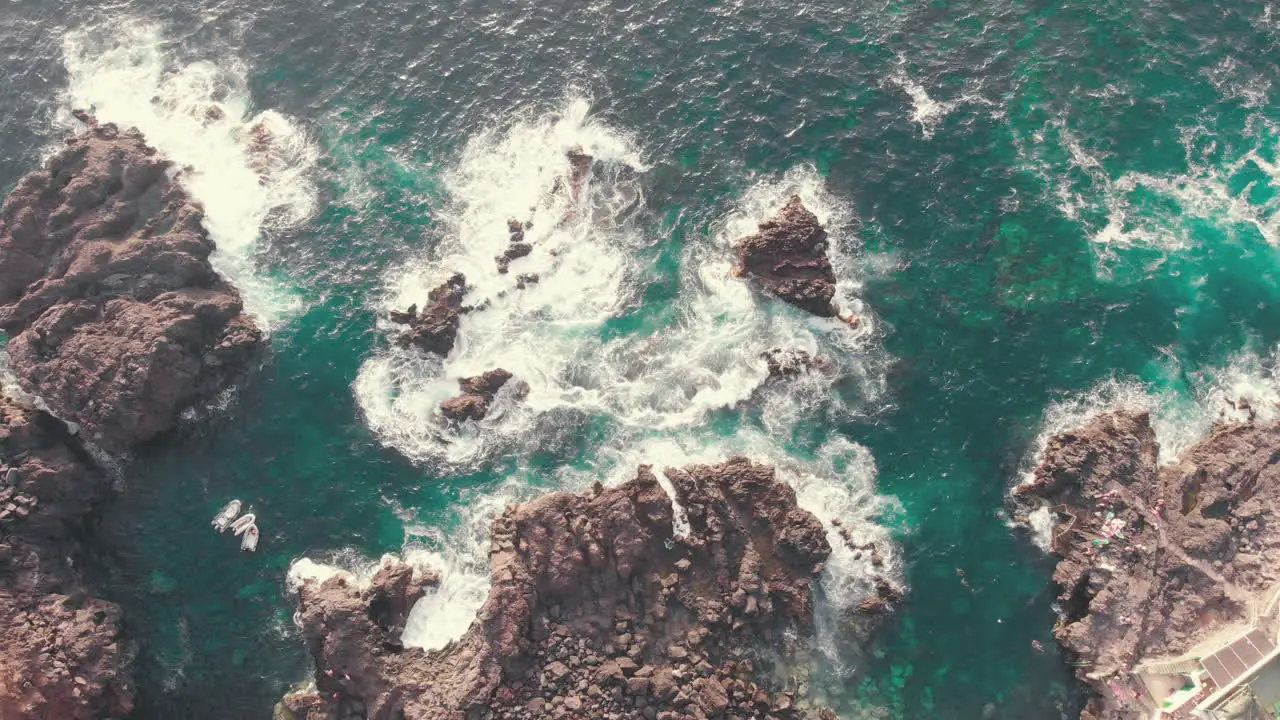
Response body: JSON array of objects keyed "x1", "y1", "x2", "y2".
[
  {"x1": 0, "y1": 396, "x2": 133, "y2": 720},
  {"x1": 760, "y1": 347, "x2": 836, "y2": 381},
  {"x1": 390, "y1": 273, "x2": 470, "y2": 357},
  {"x1": 289, "y1": 458, "x2": 881, "y2": 719},
  {"x1": 0, "y1": 121, "x2": 263, "y2": 452},
  {"x1": 735, "y1": 196, "x2": 838, "y2": 317},
  {"x1": 1014, "y1": 410, "x2": 1280, "y2": 718},
  {"x1": 439, "y1": 368, "x2": 517, "y2": 422}
]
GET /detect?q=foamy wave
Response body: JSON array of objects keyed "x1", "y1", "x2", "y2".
[
  {"x1": 1017, "y1": 115, "x2": 1280, "y2": 258},
  {"x1": 354, "y1": 98, "x2": 648, "y2": 466},
  {"x1": 888, "y1": 74, "x2": 955, "y2": 139},
  {"x1": 356, "y1": 154, "x2": 889, "y2": 467},
  {"x1": 59, "y1": 21, "x2": 320, "y2": 327}
]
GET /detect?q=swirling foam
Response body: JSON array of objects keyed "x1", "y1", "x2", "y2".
[
  {"x1": 59, "y1": 21, "x2": 320, "y2": 327},
  {"x1": 353, "y1": 99, "x2": 649, "y2": 466}
]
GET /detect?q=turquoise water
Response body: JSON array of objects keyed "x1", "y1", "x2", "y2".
[{"x1": 6, "y1": 0, "x2": 1280, "y2": 717}]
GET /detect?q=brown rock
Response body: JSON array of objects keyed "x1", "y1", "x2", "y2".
[
  {"x1": 288, "y1": 458, "x2": 835, "y2": 719},
  {"x1": 0, "y1": 121, "x2": 263, "y2": 452},
  {"x1": 391, "y1": 272, "x2": 470, "y2": 356},
  {"x1": 439, "y1": 368, "x2": 516, "y2": 422},
  {"x1": 735, "y1": 197, "x2": 838, "y2": 317}
]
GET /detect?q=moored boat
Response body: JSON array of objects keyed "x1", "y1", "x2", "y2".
[
  {"x1": 211, "y1": 500, "x2": 242, "y2": 532},
  {"x1": 240, "y1": 524, "x2": 259, "y2": 552},
  {"x1": 231, "y1": 513, "x2": 257, "y2": 536}
]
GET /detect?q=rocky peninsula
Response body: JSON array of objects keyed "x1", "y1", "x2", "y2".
[
  {"x1": 0, "y1": 120, "x2": 265, "y2": 718},
  {"x1": 285, "y1": 457, "x2": 888, "y2": 720},
  {"x1": 1014, "y1": 410, "x2": 1280, "y2": 718}
]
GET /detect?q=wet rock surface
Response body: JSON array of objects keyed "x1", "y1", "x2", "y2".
[
  {"x1": 439, "y1": 368, "x2": 517, "y2": 422},
  {"x1": 735, "y1": 197, "x2": 838, "y2": 317},
  {"x1": 0, "y1": 120, "x2": 264, "y2": 453},
  {"x1": 1014, "y1": 410, "x2": 1280, "y2": 718},
  {"x1": 0, "y1": 396, "x2": 132, "y2": 720},
  {"x1": 390, "y1": 273, "x2": 471, "y2": 357},
  {"x1": 289, "y1": 458, "x2": 868, "y2": 719}
]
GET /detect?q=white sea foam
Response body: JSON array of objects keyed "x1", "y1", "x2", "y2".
[
  {"x1": 355, "y1": 110, "x2": 889, "y2": 466},
  {"x1": 888, "y1": 74, "x2": 956, "y2": 139},
  {"x1": 354, "y1": 98, "x2": 648, "y2": 466},
  {"x1": 396, "y1": 479, "x2": 529, "y2": 650},
  {"x1": 59, "y1": 21, "x2": 320, "y2": 327},
  {"x1": 1018, "y1": 115, "x2": 1280, "y2": 258}
]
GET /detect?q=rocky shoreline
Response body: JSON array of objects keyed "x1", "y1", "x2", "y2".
[
  {"x1": 1014, "y1": 410, "x2": 1280, "y2": 719},
  {"x1": 285, "y1": 458, "x2": 896, "y2": 720},
  {"x1": 0, "y1": 119, "x2": 265, "y2": 717}
]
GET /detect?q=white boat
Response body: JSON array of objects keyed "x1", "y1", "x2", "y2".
[
  {"x1": 240, "y1": 524, "x2": 259, "y2": 552},
  {"x1": 231, "y1": 513, "x2": 257, "y2": 536},
  {"x1": 211, "y1": 500, "x2": 242, "y2": 532}
]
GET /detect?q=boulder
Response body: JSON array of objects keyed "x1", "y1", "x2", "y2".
[{"x1": 735, "y1": 196, "x2": 838, "y2": 317}]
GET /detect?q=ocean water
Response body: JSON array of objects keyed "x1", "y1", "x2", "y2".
[{"x1": 5, "y1": 0, "x2": 1280, "y2": 717}]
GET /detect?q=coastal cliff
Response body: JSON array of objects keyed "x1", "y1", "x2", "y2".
[
  {"x1": 0, "y1": 120, "x2": 265, "y2": 718},
  {"x1": 1014, "y1": 410, "x2": 1280, "y2": 718},
  {"x1": 286, "y1": 458, "x2": 891, "y2": 720}
]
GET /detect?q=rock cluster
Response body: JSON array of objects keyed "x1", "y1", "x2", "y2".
[
  {"x1": 734, "y1": 197, "x2": 838, "y2": 318},
  {"x1": 0, "y1": 396, "x2": 133, "y2": 720},
  {"x1": 287, "y1": 458, "x2": 874, "y2": 720},
  {"x1": 440, "y1": 368, "x2": 518, "y2": 422},
  {"x1": 497, "y1": 220, "x2": 533, "y2": 275},
  {"x1": 1014, "y1": 410, "x2": 1280, "y2": 719},
  {"x1": 390, "y1": 273, "x2": 471, "y2": 357},
  {"x1": 0, "y1": 119, "x2": 263, "y2": 453}
]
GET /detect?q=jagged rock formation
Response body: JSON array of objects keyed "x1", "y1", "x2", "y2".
[
  {"x1": 1014, "y1": 411, "x2": 1280, "y2": 719},
  {"x1": 390, "y1": 273, "x2": 470, "y2": 357},
  {"x1": 734, "y1": 197, "x2": 838, "y2": 317},
  {"x1": 288, "y1": 458, "x2": 863, "y2": 720},
  {"x1": 439, "y1": 369, "x2": 516, "y2": 422},
  {"x1": 0, "y1": 395, "x2": 132, "y2": 720},
  {"x1": 0, "y1": 119, "x2": 263, "y2": 453}
]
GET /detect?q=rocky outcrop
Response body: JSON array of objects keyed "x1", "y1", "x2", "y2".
[
  {"x1": 1014, "y1": 410, "x2": 1280, "y2": 718},
  {"x1": 734, "y1": 197, "x2": 838, "y2": 317},
  {"x1": 0, "y1": 395, "x2": 132, "y2": 720},
  {"x1": 390, "y1": 273, "x2": 470, "y2": 357},
  {"x1": 439, "y1": 369, "x2": 516, "y2": 422},
  {"x1": 0, "y1": 119, "x2": 263, "y2": 453},
  {"x1": 289, "y1": 458, "x2": 865, "y2": 719}
]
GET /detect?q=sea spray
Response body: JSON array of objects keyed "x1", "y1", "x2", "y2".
[{"x1": 59, "y1": 21, "x2": 320, "y2": 327}]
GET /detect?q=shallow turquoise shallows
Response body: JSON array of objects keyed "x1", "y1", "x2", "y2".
[{"x1": 5, "y1": 0, "x2": 1280, "y2": 717}]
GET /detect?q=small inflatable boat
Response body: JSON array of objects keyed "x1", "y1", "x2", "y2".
[
  {"x1": 230, "y1": 513, "x2": 256, "y2": 536},
  {"x1": 240, "y1": 524, "x2": 259, "y2": 552},
  {"x1": 211, "y1": 500, "x2": 242, "y2": 532}
]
